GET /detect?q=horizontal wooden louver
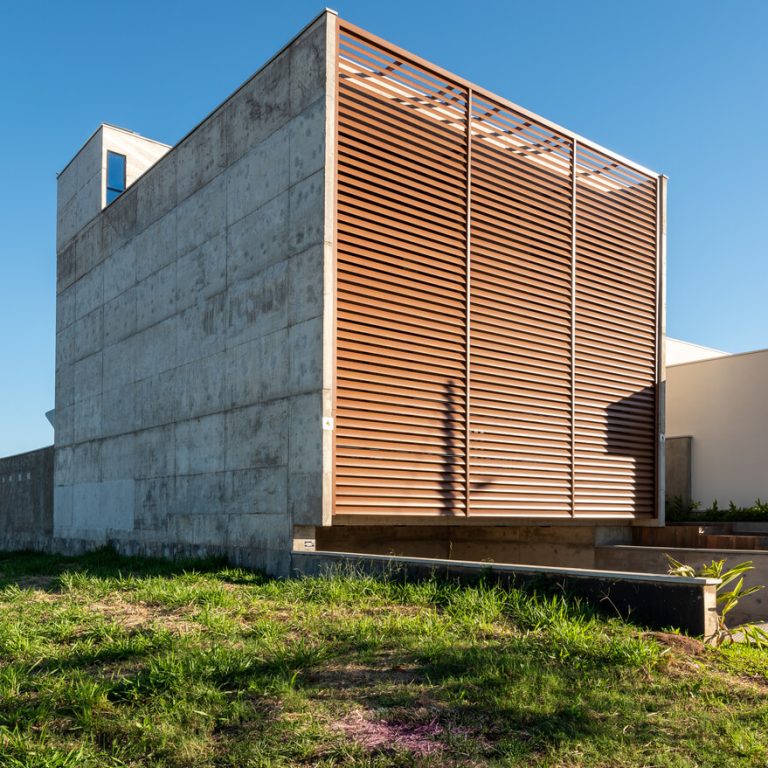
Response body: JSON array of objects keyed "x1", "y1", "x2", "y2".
[
  {"x1": 334, "y1": 28, "x2": 469, "y2": 516},
  {"x1": 333, "y1": 19, "x2": 661, "y2": 521},
  {"x1": 574, "y1": 145, "x2": 658, "y2": 517},
  {"x1": 468, "y1": 95, "x2": 574, "y2": 515}
]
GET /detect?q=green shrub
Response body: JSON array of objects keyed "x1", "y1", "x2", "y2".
[{"x1": 666, "y1": 496, "x2": 768, "y2": 522}]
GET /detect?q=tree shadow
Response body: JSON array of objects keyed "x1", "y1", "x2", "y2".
[
  {"x1": 439, "y1": 380, "x2": 462, "y2": 516},
  {"x1": 0, "y1": 546, "x2": 235, "y2": 588},
  {"x1": 436, "y1": 380, "x2": 657, "y2": 517},
  {"x1": 604, "y1": 385, "x2": 658, "y2": 516},
  {"x1": 440, "y1": 379, "x2": 490, "y2": 516}
]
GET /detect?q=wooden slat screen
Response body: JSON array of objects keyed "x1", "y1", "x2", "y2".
[
  {"x1": 469, "y1": 95, "x2": 574, "y2": 515},
  {"x1": 573, "y1": 146, "x2": 658, "y2": 517},
  {"x1": 334, "y1": 28, "x2": 469, "y2": 516},
  {"x1": 334, "y1": 20, "x2": 661, "y2": 520}
]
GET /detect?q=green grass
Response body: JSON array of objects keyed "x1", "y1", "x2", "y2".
[{"x1": 0, "y1": 549, "x2": 766, "y2": 766}]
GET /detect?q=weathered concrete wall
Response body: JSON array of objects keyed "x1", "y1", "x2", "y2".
[
  {"x1": 54, "y1": 12, "x2": 335, "y2": 575},
  {"x1": 0, "y1": 447, "x2": 54, "y2": 550},
  {"x1": 665, "y1": 436, "x2": 692, "y2": 505}
]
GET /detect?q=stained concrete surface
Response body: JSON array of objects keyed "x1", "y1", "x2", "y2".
[{"x1": 53, "y1": 13, "x2": 334, "y2": 575}]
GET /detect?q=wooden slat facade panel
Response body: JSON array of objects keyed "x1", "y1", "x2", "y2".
[
  {"x1": 335, "y1": 29, "x2": 469, "y2": 516},
  {"x1": 468, "y1": 94, "x2": 574, "y2": 515},
  {"x1": 333, "y1": 20, "x2": 661, "y2": 521},
  {"x1": 574, "y1": 145, "x2": 658, "y2": 517}
]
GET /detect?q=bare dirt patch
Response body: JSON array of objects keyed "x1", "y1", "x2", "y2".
[
  {"x1": 84, "y1": 595, "x2": 196, "y2": 634},
  {"x1": 335, "y1": 708, "x2": 445, "y2": 756},
  {"x1": 14, "y1": 575, "x2": 59, "y2": 592},
  {"x1": 309, "y1": 660, "x2": 423, "y2": 690},
  {"x1": 643, "y1": 631, "x2": 706, "y2": 656}
]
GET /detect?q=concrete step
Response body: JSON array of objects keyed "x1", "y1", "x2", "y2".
[
  {"x1": 637, "y1": 525, "x2": 768, "y2": 551},
  {"x1": 702, "y1": 534, "x2": 761, "y2": 550},
  {"x1": 733, "y1": 523, "x2": 768, "y2": 536}
]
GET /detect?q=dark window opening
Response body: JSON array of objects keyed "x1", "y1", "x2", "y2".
[{"x1": 106, "y1": 151, "x2": 126, "y2": 204}]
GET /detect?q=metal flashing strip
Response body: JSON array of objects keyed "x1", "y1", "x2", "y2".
[{"x1": 656, "y1": 176, "x2": 668, "y2": 523}]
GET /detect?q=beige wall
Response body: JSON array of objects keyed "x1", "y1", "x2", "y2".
[{"x1": 666, "y1": 349, "x2": 768, "y2": 507}]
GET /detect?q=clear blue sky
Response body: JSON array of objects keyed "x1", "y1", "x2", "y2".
[{"x1": 1, "y1": 0, "x2": 766, "y2": 457}]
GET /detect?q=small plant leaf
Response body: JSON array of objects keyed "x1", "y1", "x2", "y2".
[
  {"x1": 741, "y1": 623, "x2": 768, "y2": 648},
  {"x1": 665, "y1": 554, "x2": 696, "y2": 578},
  {"x1": 718, "y1": 561, "x2": 756, "y2": 589}
]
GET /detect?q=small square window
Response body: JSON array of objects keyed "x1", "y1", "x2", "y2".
[{"x1": 106, "y1": 151, "x2": 126, "y2": 204}]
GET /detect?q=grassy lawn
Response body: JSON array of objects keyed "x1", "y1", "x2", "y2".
[{"x1": 0, "y1": 550, "x2": 766, "y2": 766}]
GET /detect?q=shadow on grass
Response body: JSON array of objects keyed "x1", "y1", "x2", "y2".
[
  {"x1": 0, "y1": 549, "x2": 676, "y2": 764},
  {"x1": 0, "y1": 546, "x2": 236, "y2": 587}
]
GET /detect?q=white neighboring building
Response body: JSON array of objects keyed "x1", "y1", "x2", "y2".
[
  {"x1": 665, "y1": 338, "x2": 728, "y2": 366},
  {"x1": 665, "y1": 337, "x2": 768, "y2": 508}
]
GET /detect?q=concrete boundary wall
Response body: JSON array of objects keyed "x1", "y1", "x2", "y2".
[
  {"x1": 596, "y1": 545, "x2": 768, "y2": 624},
  {"x1": 3, "y1": 534, "x2": 266, "y2": 571},
  {"x1": 0, "y1": 447, "x2": 54, "y2": 550},
  {"x1": 292, "y1": 550, "x2": 718, "y2": 636}
]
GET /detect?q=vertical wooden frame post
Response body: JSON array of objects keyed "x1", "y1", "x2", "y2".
[
  {"x1": 655, "y1": 175, "x2": 668, "y2": 524},
  {"x1": 464, "y1": 87, "x2": 473, "y2": 516},
  {"x1": 570, "y1": 139, "x2": 578, "y2": 518},
  {"x1": 327, "y1": 11, "x2": 340, "y2": 526}
]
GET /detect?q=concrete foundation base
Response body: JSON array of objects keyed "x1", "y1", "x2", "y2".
[
  {"x1": 316, "y1": 524, "x2": 633, "y2": 569},
  {"x1": 0, "y1": 534, "x2": 291, "y2": 577}
]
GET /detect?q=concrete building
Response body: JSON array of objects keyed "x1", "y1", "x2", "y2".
[
  {"x1": 50, "y1": 11, "x2": 665, "y2": 575},
  {"x1": 54, "y1": 12, "x2": 335, "y2": 574}
]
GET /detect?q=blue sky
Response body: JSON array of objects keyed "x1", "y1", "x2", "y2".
[{"x1": 0, "y1": 0, "x2": 766, "y2": 457}]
